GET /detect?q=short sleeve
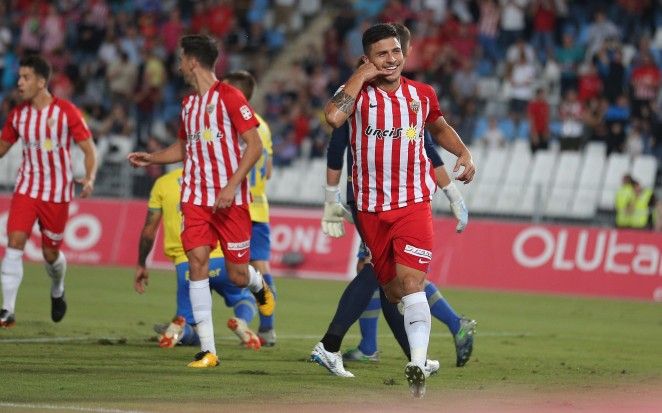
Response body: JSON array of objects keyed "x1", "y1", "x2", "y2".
[
  {"x1": 147, "y1": 177, "x2": 163, "y2": 210},
  {"x1": 62, "y1": 102, "x2": 92, "y2": 142},
  {"x1": 222, "y1": 85, "x2": 259, "y2": 135},
  {"x1": 425, "y1": 85, "x2": 443, "y2": 125},
  {"x1": 1, "y1": 108, "x2": 19, "y2": 144}
]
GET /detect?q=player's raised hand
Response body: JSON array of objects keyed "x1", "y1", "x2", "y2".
[
  {"x1": 134, "y1": 265, "x2": 149, "y2": 294},
  {"x1": 213, "y1": 185, "x2": 235, "y2": 212},
  {"x1": 454, "y1": 151, "x2": 476, "y2": 184},
  {"x1": 76, "y1": 177, "x2": 94, "y2": 198},
  {"x1": 127, "y1": 152, "x2": 153, "y2": 168},
  {"x1": 356, "y1": 59, "x2": 392, "y2": 83}
]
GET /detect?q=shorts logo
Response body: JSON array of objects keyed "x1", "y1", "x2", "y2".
[
  {"x1": 43, "y1": 229, "x2": 64, "y2": 242},
  {"x1": 239, "y1": 105, "x2": 253, "y2": 120},
  {"x1": 227, "y1": 240, "x2": 250, "y2": 251},
  {"x1": 404, "y1": 244, "x2": 431, "y2": 263}
]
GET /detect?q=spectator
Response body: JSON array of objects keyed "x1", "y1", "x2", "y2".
[
  {"x1": 624, "y1": 119, "x2": 645, "y2": 157},
  {"x1": 478, "y1": 0, "x2": 501, "y2": 64},
  {"x1": 630, "y1": 52, "x2": 661, "y2": 120},
  {"x1": 506, "y1": 36, "x2": 536, "y2": 64},
  {"x1": 629, "y1": 180, "x2": 656, "y2": 230},
  {"x1": 615, "y1": 174, "x2": 635, "y2": 228},
  {"x1": 604, "y1": 94, "x2": 631, "y2": 154},
  {"x1": 530, "y1": 0, "x2": 557, "y2": 63},
  {"x1": 556, "y1": 32, "x2": 584, "y2": 94},
  {"x1": 578, "y1": 61, "x2": 603, "y2": 103},
  {"x1": 480, "y1": 115, "x2": 506, "y2": 148},
  {"x1": 508, "y1": 49, "x2": 537, "y2": 114},
  {"x1": 559, "y1": 89, "x2": 584, "y2": 150},
  {"x1": 106, "y1": 50, "x2": 138, "y2": 106},
  {"x1": 499, "y1": 0, "x2": 529, "y2": 50},
  {"x1": 451, "y1": 59, "x2": 480, "y2": 111},
  {"x1": 596, "y1": 48, "x2": 626, "y2": 103},
  {"x1": 527, "y1": 88, "x2": 550, "y2": 152},
  {"x1": 586, "y1": 10, "x2": 620, "y2": 59}
]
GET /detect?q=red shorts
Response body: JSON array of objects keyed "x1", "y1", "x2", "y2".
[
  {"x1": 180, "y1": 202, "x2": 251, "y2": 264},
  {"x1": 357, "y1": 202, "x2": 434, "y2": 285},
  {"x1": 7, "y1": 193, "x2": 69, "y2": 249}
]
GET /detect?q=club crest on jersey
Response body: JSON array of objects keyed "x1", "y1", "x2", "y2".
[
  {"x1": 239, "y1": 105, "x2": 252, "y2": 120},
  {"x1": 365, "y1": 124, "x2": 403, "y2": 139},
  {"x1": 409, "y1": 99, "x2": 420, "y2": 113},
  {"x1": 206, "y1": 104, "x2": 215, "y2": 114},
  {"x1": 47, "y1": 117, "x2": 56, "y2": 128}
]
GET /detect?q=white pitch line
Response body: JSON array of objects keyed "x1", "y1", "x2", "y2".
[
  {"x1": 0, "y1": 402, "x2": 147, "y2": 413},
  {"x1": 0, "y1": 331, "x2": 532, "y2": 344}
]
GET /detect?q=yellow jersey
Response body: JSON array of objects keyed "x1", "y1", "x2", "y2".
[
  {"x1": 249, "y1": 113, "x2": 272, "y2": 223},
  {"x1": 148, "y1": 168, "x2": 224, "y2": 265}
]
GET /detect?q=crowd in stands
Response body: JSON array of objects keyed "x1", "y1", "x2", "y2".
[
  {"x1": 0, "y1": 0, "x2": 661, "y2": 198},
  {"x1": 265, "y1": 0, "x2": 662, "y2": 175},
  {"x1": 0, "y1": 0, "x2": 322, "y2": 190}
]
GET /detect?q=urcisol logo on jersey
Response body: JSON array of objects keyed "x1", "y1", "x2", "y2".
[
  {"x1": 26, "y1": 139, "x2": 62, "y2": 151},
  {"x1": 364, "y1": 124, "x2": 422, "y2": 141},
  {"x1": 187, "y1": 129, "x2": 224, "y2": 142}
]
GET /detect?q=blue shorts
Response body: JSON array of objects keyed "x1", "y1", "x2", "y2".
[
  {"x1": 175, "y1": 257, "x2": 256, "y2": 325},
  {"x1": 250, "y1": 222, "x2": 271, "y2": 261}
]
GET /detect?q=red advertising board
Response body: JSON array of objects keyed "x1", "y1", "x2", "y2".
[{"x1": 1, "y1": 194, "x2": 661, "y2": 301}]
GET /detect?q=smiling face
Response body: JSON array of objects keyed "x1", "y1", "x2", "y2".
[{"x1": 365, "y1": 36, "x2": 404, "y2": 85}]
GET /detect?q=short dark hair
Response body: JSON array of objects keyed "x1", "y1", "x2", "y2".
[
  {"x1": 223, "y1": 70, "x2": 256, "y2": 101},
  {"x1": 19, "y1": 55, "x2": 52, "y2": 82},
  {"x1": 362, "y1": 23, "x2": 399, "y2": 54},
  {"x1": 180, "y1": 34, "x2": 219, "y2": 69},
  {"x1": 390, "y1": 23, "x2": 411, "y2": 55}
]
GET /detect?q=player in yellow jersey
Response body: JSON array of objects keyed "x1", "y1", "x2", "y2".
[
  {"x1": 223, "y1": 71, "x2": 277, "y2": 346},
  {"x1": 134, "y1": 167, "x2": 261, "y2": 350}
]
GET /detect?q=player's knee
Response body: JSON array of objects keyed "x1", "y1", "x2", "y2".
[
  {"x1": 42, "y1": 247, "x2": 60, "y2": 264},
  {"x1": 226, "y1": 264, "x2": 249, "y2": 287},
  {"x1": 7, "y1": 232, "x2": 28, "y2": 251}
]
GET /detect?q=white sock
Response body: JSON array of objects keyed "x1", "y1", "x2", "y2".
[
  {"x1": 246, "y1": 265, "x2": 264, "y2": 293},
  {"x1": 189, "y1": 278, "x2": 216, "y2": 354},
  {"x1": 1, "y1": 248, "x2": 24, "y2": 313},
  {"x1": 45, "y1": 251, "x2": 66, "y2": 298},
  {"x1": 402, "y1": 291, "x2": 431, "y2": 367}
]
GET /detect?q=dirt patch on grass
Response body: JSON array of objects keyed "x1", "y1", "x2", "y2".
[{"x1": 139, "y1": 381, "x2": 662, "y2": 413}]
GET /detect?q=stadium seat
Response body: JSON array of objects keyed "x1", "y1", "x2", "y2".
[
  {"x1": 493, "y1": 144, "x2": 532, "y2": 215},
  {"x1": 569, "y1": 149, "x2": 606, "y2": 219},
  {"x1": 584, "y1": 141, "x2": 607, "y2": 159},
  {"x1": 545, "y1": 152, "x2": 582, "y2": 217},
  {"x1": 598, "y1": 153, "x2": 631, "y2": 210},
  {"x1": 631, "y1": 155, "x2": 658, "y2": 189},
  {"x1": 514, "y1": 150, "x2": 558, "y2": 216},
  {"x1": 469, "y1": 148, "x2": 509, "y2": 213}
]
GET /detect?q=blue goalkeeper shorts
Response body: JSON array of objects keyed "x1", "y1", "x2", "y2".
[
  {"x1": 175, "y1": 257, "x2": 256, "y2": 325},
  {"x1": 250, "y1": 222, "x2": 271, "y2": 261}
]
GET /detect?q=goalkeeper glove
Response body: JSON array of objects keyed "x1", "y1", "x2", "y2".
[
  {"x1": 321, "y1": 185, "x2": 352, "y2": 238},
  {"x1": 442, "y1": 182, "x2": 468, "y2": 233}
]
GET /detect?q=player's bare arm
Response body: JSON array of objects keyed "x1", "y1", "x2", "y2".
[
  {"x1": 324, "y1": 62, "x2": 390, "y2": 128},
  {"x1": 265, "y1": 155, "x2": 273, "y2": 180},
  {"x1": 127, "y1": 140, "x2": 186, "y2": 167},
  {"x1": 134, "y1": 208, "x2": 162, "y2": 294},
  {"x1": 428, "y1": 116, "x2": 476, "y2": 184},
  {"x1": 0, "y1": 139, "x2": 12, "y2": 158},
  {"x1": 76, "y1": 138, "x2": 97, "y2": 198},
  {"x1": 213, "y1": 127, "x2": 262, "y2": 211}
]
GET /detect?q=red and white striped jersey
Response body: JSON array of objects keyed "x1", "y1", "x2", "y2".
[
  {"x1": 1, "y1": 97, "x2": 92, "y2": 203},
  {"x1": 347, "y1": 77, "x2": 442, "y2": 212},
  {"x1": 178, "y1": 81, "x2": 258, "y2": 207}
]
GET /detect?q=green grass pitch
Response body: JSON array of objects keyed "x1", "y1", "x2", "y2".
[{"x1": 0, "y1": 263, "x2": 661, "y2": 412}]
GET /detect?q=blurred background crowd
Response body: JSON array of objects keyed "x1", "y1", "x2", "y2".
[{"x1": 0, "y1": 0, "x2": 661, "y2": 225}]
